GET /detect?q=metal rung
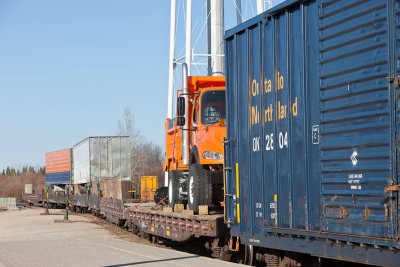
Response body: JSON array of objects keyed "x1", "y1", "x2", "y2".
[{"x1": 384, "y1": 185, "x2": 400, "y2": 192}]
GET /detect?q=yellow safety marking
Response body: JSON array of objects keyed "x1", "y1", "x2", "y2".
[
  {"x1": 236, "y1": 163, "x2": 240, "y2": 223},
  {"x1": 274, "y1": 194, "x2": 277, "y2": 202}
]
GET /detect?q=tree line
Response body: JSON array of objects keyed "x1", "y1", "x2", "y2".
[
  {"x1": 0, "y1": 166, "x2": 45, "y2": 201},
  {"x1": 1, "y1": 166, "x2": 45, "y2": 177}
]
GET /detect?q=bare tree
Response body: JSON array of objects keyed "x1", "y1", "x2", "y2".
[
  {"x1": 117, "y1": 107, "x2": 164, "y2": 188},
  {"x1": 117, "y1": 107, "x2": 140, "y2": 139}
]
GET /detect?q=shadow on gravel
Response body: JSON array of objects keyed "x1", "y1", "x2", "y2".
[
  {"x1": 162, "y1": 237, "x2": 213, "y2": 257},
  {"x1": 103, "y1": 255, "x2": 199, "y2": 267}
]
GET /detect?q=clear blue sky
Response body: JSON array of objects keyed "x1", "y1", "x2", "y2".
[{"x1": 0, "y1": 0, "x2": 284, "y2": 170}]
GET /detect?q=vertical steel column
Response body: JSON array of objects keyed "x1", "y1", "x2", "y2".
[
  {"x1": 185, "y1": 0, "x2": 192, "y2": 75},
  {"x1": 207, "y1": 0, "x2": 224, "y2": 76},
  {"x1": 167, "y1": 0, "x2": 177, "y2": 119},
  {"x1": 256, "y1": 0, "x2": 263, "y2": 14}
]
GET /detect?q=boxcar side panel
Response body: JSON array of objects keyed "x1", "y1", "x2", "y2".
[
  {"x1": 248, "y1": 23, "x2": 263, "y2": 235},
  {"x1": 262, "y1": 14, "x2": 278, "y2": 230},
  {"x1": 225, "y1": 0, "x2": 400, "y2": 264},
  {"x1": 225, "y1": 0, "x2": 320, "y2": 242},
  {"x1": 237, "y1": 30, "x2": 250, "y2": 235},
  {"x1": 224, "y1": 33, "x2": 238, "y2": 227},
  {"x1": 319, "y1": 0, "x2": 396, "y2": 239},
  {"x1": 396, "y1": 0, "x2": 400, "y2": 241}
]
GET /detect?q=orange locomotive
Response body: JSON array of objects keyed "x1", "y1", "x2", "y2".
[{"x1": 165, "y1": 63, "x2": 225, "y2": 211}]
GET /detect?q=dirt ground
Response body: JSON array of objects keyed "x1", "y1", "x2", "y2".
[{"x1": 0, "y1": 207, "x2": 240, "y2": 267}]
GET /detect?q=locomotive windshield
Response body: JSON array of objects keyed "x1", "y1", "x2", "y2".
[{"x1": 201, "y1": 90, "x2": 225, "y2": 125}]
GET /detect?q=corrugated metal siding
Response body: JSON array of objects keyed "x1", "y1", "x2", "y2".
[
  {"x1": 112, "y1": 137, "x2": 121, "y2": 177},
  {"x1": 46, "y1": 171, "x2": 71, "y2": 184},
  {"x1": 90, "y1": 137, "x2": 101, "y2": 179},
  {"x1": 45, "y1": 148, "x2": 71, "y2": 173},
  {"x1": 225, "y1": 0, "x2": 320, "y2": 240},
  {"x1": 319, "y1": 0, "x2": 395, "y2": 238},
  {"x1": 73, "y1": 136, "x2": 130, "y2": 184},
  {"x1": 395, "y1": 0, "x2": 400, "y2": 238},
  {"x1": 224, "y1": 30, "x2": 237, "y2": 227},
  {"x1": 225, "y1": 0, "x2": 400, "y2": 249},
  {"x1": 73, "y1": 138, "x2": 90, "y2": 184},
  {"x1": 120, "y1": 138, "x2": 130, "y2": 179}
]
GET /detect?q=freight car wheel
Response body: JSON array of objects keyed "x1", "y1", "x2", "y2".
[
  {"x1": 168, "y1": 172, "x2": 181, "y2": 207},
  {"x1": 188, "y1": 164, "x2": 212, "y2": 212}
]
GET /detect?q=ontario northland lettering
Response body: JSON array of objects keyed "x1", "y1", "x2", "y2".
[{"x1": 250, "y1": 71, "x2": 298, "y2": 152}]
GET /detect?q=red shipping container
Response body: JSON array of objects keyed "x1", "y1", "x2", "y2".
[{"x1": 45, "y1": 148, "x2": 72, "y2": 173}]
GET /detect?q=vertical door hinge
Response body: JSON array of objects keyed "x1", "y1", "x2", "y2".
[{"x1": 223, "y1": 137, "x2": 236, "y2": 144}]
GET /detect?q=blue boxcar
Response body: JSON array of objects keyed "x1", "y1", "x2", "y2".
[
  {"x1": 45, "y1": 172, "x2": 71, "y2": 184},
  {"x1": 224, "y1": 0, "x2": 400, "y2": 265}
]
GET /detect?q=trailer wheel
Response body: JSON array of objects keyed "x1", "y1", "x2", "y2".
[
  {"x1": 188, "y1": 164, "x2": 212, "y2": 211},
  {"x1": 168, "y1": 171, "x2": 180, "y2": 207}
]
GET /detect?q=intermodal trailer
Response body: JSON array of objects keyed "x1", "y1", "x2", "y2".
[
  {"x1": 73, "y1": 136, "x2": 131, "y2": 184},
  {"x1": 45, "y1": 148, "x2": 72, "y2": 184},
  {"x1": 224, "y1": 0, "x2": 400, "y2": 266}
]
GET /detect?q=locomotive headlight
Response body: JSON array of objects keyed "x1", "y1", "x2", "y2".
[{"x1": 202, "y1": 151, "x2": 223, "y2": 160}]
